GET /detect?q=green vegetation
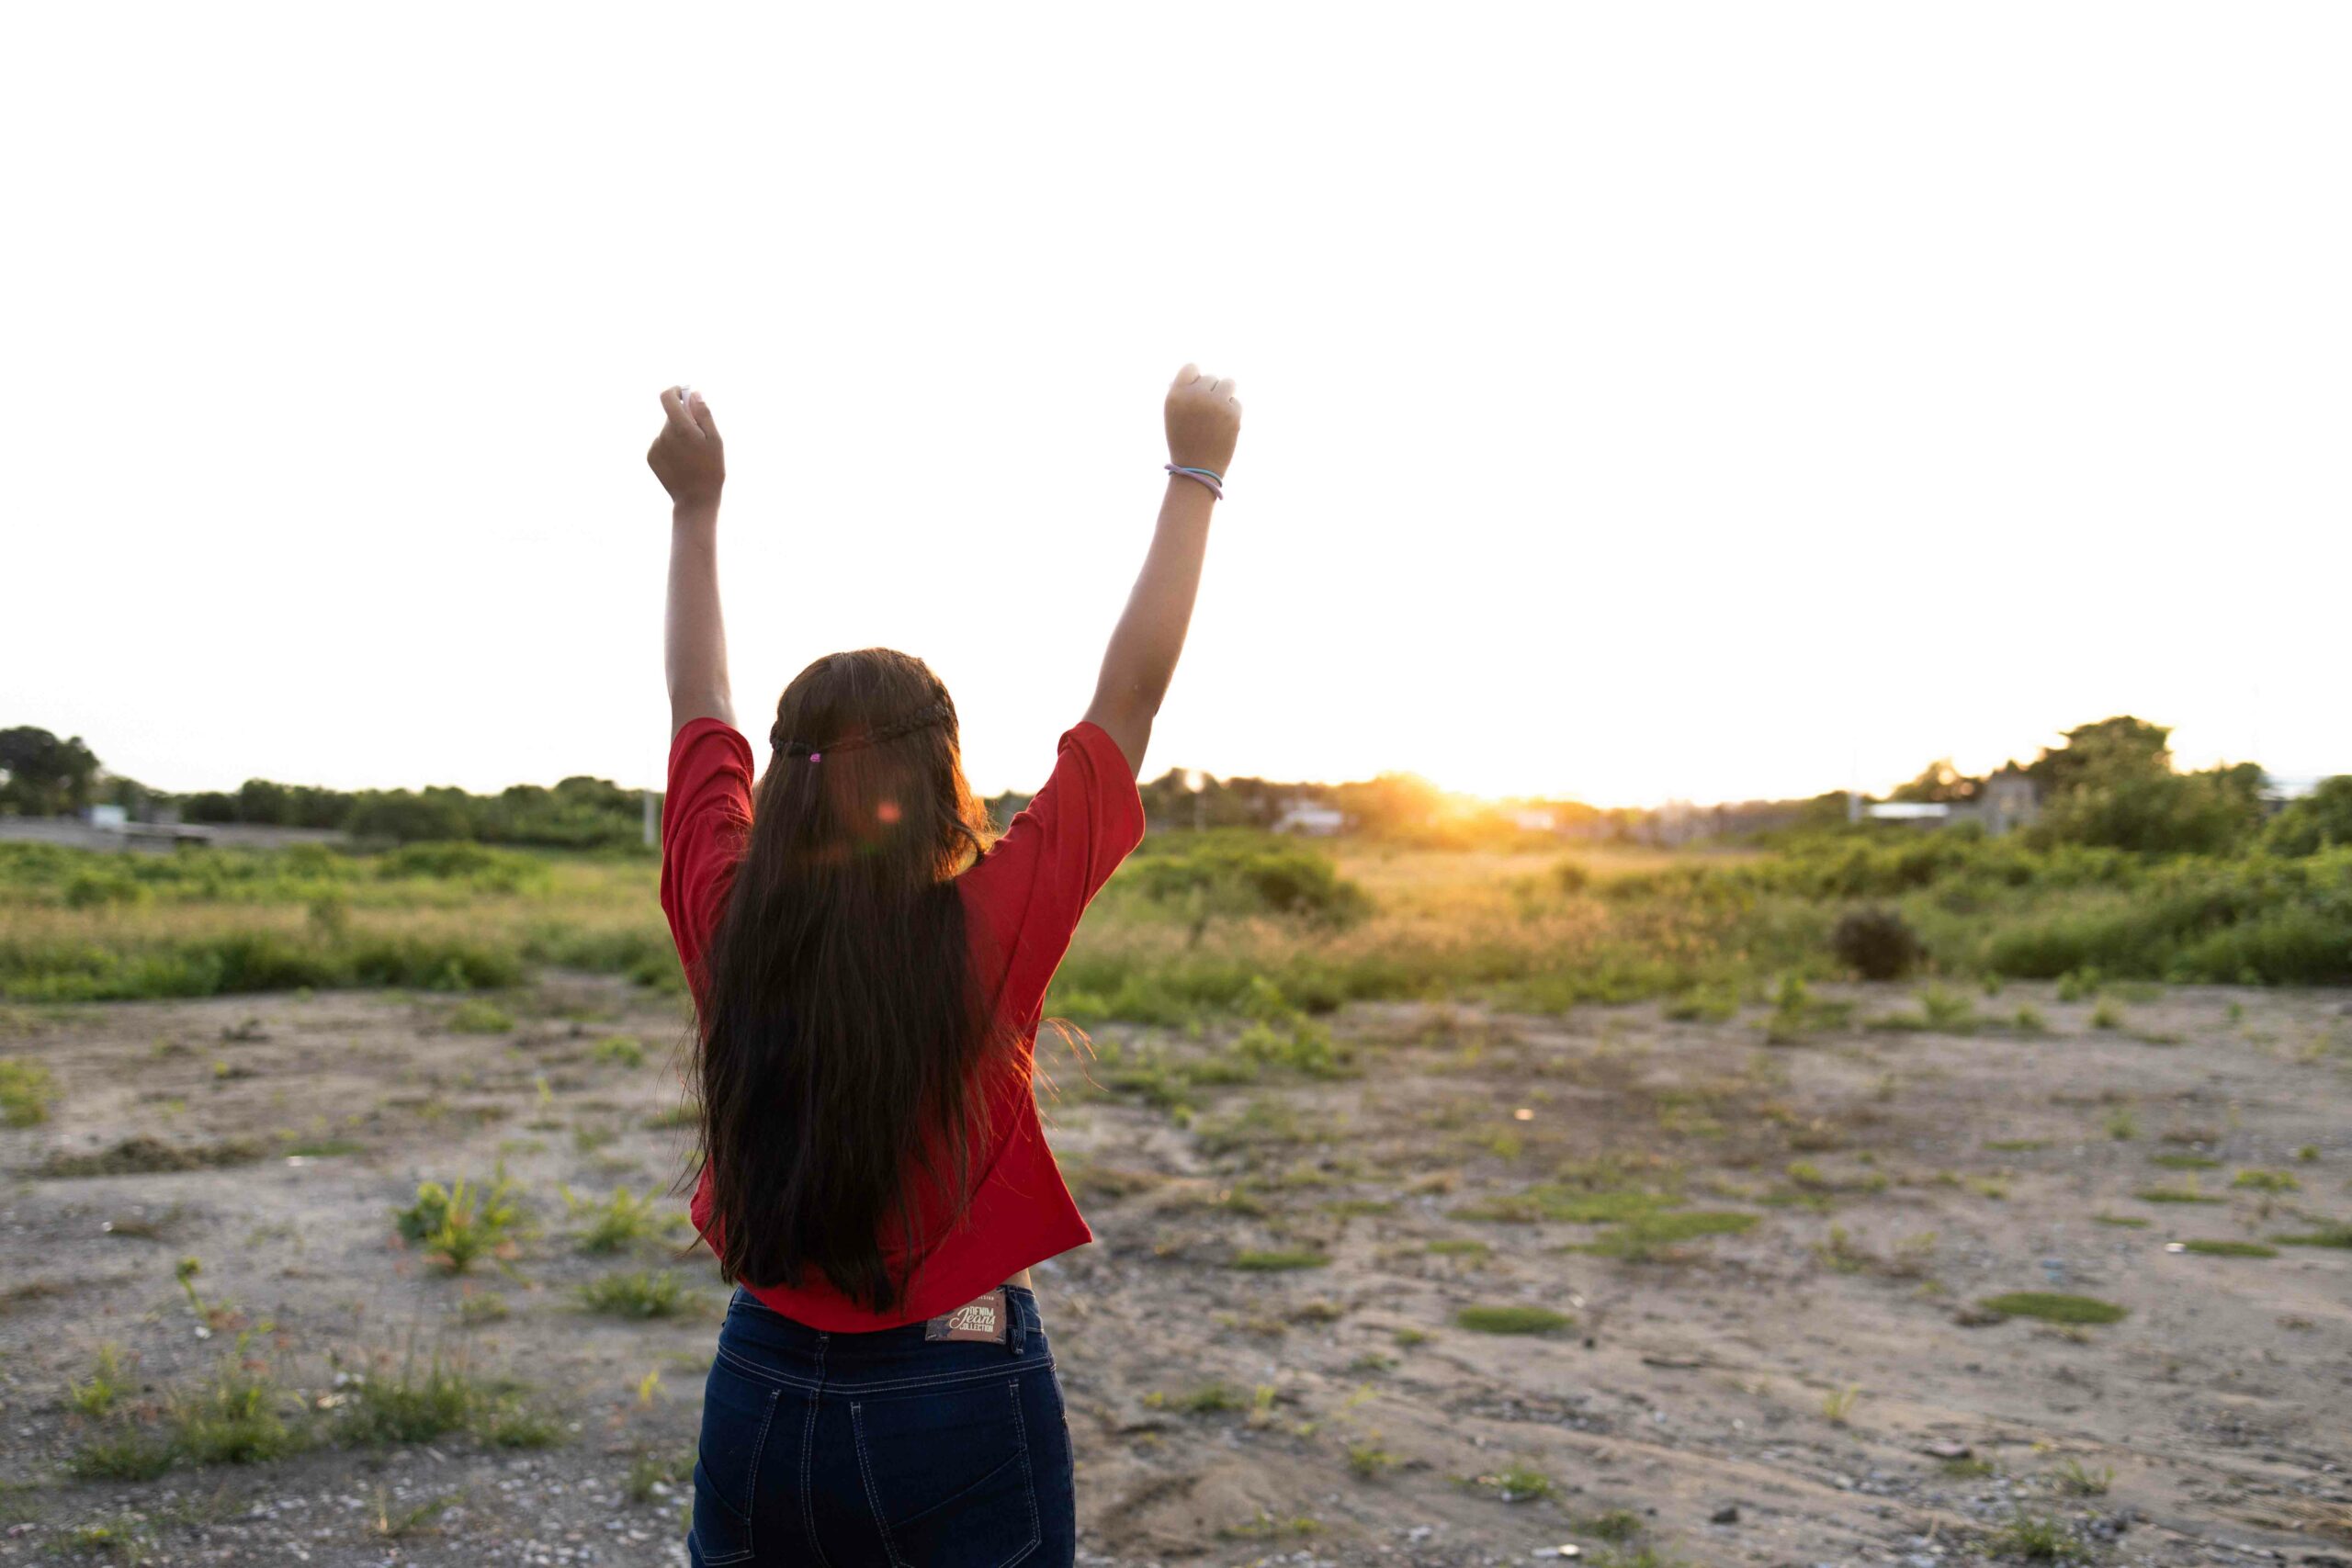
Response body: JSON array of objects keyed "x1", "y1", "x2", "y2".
[
  {"x1": 394, "y1": 1170, "x2": 527, "y2": 1274},
  {"x1": 447, "y1": 998, "x2": 514, "y2": 1033},
  {"x1": 577, "y1": 1269, "x2": 692, "y2": 1318},
  {"x1": 6, "y1": 712, "x2": 2347, "y2": 1020},
  {"x1": 2177, "y1": 1238, "x2": 2277, "y2": 1258},
  {"x1": 2135, "y1": 1183, "x2": 2223, "y2": 1204},
  {"x1": 1574, "y1": 1210, "x2": 1758, "y2": 1260},
  {"x1": 0, "y1": 1057, "x2": 57, "y2": 1125},
  {"x1": 1468, "y1": 1462, "x2": 1554, "y2": 1503},
  {"x1": 1228, "y1": 1248, "x2": 1330, "y2": 1271},
  {"x1": 1143, "y1": 1382, "x2": 1250, "y2": 1414},
  {"x1": 1454, "y1": 1304, "x2": 1572, "y2": 1335},
  {"x1": 560, "y1": 1185, "x2": 683, "y2": 1254},
  {"x1": 167, "y1": 1359, "x2": 306, "y2": 1465},
  {"x1": 592, "y1": 1034, "x2": 648, "y2": 1068},
  {"x1": 66, "y1": 1344, "x2": 132, "y2": 1417},
  {"x1": 1977, "y1": 1292, "x2": 2128, "y2": 1325},
  {"x1": 1984, "y1": 1510, "x2": 2089, "y2": 1562},
  {"x1": 2270, "y1": 1221, "x2": 2352, "y2": 1248}
]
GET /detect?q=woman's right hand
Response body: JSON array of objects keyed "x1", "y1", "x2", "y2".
[
  {"x1": 1165, "y1": 364, "x2": 1241, "y2": 478},
  {"x1": 649, "y1": 387, "x2": 726, "y2": 513}
]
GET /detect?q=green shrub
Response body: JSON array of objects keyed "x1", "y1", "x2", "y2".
[
  {"x1": 1126, "y1": 832, "x2": 1371, "y2": 926},
  {"x1": 395, "y1": 1170, "x2": 526, "y2": 1273},
  {"x1": 0, "y1": 1058, "x2": 57, "y2": 1126},
  {"x1": 2263, "y1": 776, "x2": 2352, "y2": 856},
  {"x1": 1831, "y1": 905, "x2": 1921, "y2": 979}
]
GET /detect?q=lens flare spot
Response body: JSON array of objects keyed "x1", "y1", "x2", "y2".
[{"x1": 876, "y1": 799, "x2": 902, "y2": 825}]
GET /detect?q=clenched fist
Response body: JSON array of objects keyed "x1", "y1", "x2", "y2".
[
  {"x1": 648, "y1": 387, "x2": 725, "y2": 513},
  {"x1": 1165, "y1": 364, "x2": 1242, "y2": 478}
]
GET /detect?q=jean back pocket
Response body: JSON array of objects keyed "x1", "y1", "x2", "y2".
[{"x1": 850, "y1": 1374, "x2": 1041, "y2": 1568}]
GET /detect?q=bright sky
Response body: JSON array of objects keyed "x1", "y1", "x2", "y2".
[{"x1": 5, "y1": 6, "x2": 2346, "y2": 808}]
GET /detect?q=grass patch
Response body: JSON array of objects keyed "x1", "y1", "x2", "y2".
[
  {"x1": 66, "y1": 1344, "x2": 134, "y2": 1417},
  {"x1": 2133, "y1": 1184, "x2": 2223, "y2": 1204},
  {"x1": 1144, "y1": 1382, "x2": 1250, "y2": 1415},
  {"x1": 1984, "y1": 1510, "x2": 2089, "y2": 1562},
  {"x1": 2177, "y1": 1238, "x2": 2277, "y2": 1258},
  {"x1": 70, "y1": 1430, "x2": 175, "y2": 1482},
  {"x1": 0, "y1": 1058, "x2": 58, "y2": 1125},
  {"x1": 1469, "y1": 1462, "x2": 1555, "y2": 1503},
  {"x1": 1228, "y1": 1249, "x2": 1330, "y2": 1271},
  {"x1": 1454, "y1": 1304, "x2": 1572, "y2": 1335},
  {"x1": 341, "y1": 1356, "x2": 482, "y2": 1445},
  {"x1": 560, "y1": 1185, "x2": 683, "y2": 1254},
  {"x1": 1976, "y1": 1292, "x2": 2127, "y2": 1325},
  {"x1": 1573, "y1": 1210, "x2": 1758, "y2": 1260},
  {"x1": 169, "y1": 1359, "x2": 306, "y2": 1465},
  {"x1": 447, "y1": 998, "x2": 515, "y2": 1033},
  {"x1": 2270, "y1": 1222, "x2": 2352, "y2": 1248},
  {"x1": 590, "y1": 1035, "x2": 647, "y2": 1068},
  {"x1": 41, "y1": 1135, "x2": 266, "y2": 1178},
  {"x1": 577, "y1": 1269, "x2": 692, "y2": 1318}
]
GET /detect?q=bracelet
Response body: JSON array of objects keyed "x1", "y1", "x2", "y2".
[{"x1": 1165, "y1": 463, "x2": 1225, "y2": 501}]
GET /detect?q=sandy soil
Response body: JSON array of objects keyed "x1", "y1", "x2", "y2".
[{"x1": 3, "y1": 976, "x2": 2348, "y2": 1567}]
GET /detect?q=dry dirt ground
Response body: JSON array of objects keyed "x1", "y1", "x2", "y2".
[{"x1": 3, "y1": 976, "x2": 2348, "y2": 1567}]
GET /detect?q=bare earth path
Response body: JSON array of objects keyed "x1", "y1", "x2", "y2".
[{"x1": 3, "y1": 977, "x2": 2347, "y2": 1566}]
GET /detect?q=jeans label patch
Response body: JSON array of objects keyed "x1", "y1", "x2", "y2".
[{"x1": 923, "y1": 1288, "x2": 1008, "y2": 1343}]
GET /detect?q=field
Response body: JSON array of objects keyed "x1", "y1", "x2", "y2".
[{"x1": 2, "y1": 838, "x2": 2350, "y2": 1566}]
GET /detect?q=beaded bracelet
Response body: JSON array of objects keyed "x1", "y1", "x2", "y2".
[{"x1": 1165, "y1": 463, "x2": 1225, "y2": 501}]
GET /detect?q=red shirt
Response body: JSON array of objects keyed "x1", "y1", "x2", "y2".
[{"x1": 658, "y1": 715, "x2": 1146, "y2": 1331}]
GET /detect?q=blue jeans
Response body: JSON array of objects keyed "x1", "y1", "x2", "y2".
[{"x1": 690, "y1": 1284, "x2": 1076, "y2": 1567}]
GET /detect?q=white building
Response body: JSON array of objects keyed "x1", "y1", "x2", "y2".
[{"x1": 1271, "y1": 799, "x2": 1346, "y2": 836}]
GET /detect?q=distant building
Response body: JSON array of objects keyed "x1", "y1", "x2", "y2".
[
  {"x1": 1961, "y1": 765, "x2": 2041, "y2": 836},
  {"x1": 1507, "y1": 807, "x2": 1557, "y2": 833},
  {"x1": 1853, "y1": 764, "x2": 2041, "y2": 837},
  {"x1": 1271, "y1": 799, "x2": 1346, "y2": 836}
]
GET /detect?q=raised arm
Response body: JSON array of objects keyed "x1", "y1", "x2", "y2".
[
  {"x1": 649, "y1": 387, "x2": 735, "y2": 738},
  {"x1": 1082, "y1": 364, "x2": 1244, "y2": 775}
]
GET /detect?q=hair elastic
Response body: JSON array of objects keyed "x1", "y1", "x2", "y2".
[
  {"x1": 775, "y1": 700, "x2": 953, "y2": 760},
  {"x1": 1166, "y1": 463, "x2": 1224, "y2": 501}
]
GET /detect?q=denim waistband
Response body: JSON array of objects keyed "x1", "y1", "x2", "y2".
[{"x1": 714, "y1": 1283, "x2": 1047, "y2": 1390}]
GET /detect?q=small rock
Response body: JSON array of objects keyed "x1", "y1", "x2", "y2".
[
  {"x1": 1923, "y1": 1439, "x2": 1973, "y2": 1460},
  {"x1": 1711, "y1": 1505, "x2": 1740, "y2": 1525}
]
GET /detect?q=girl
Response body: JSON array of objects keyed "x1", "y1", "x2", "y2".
[{"x1": 647, "y1": 365, "x2": 1242, "y2": 1567}]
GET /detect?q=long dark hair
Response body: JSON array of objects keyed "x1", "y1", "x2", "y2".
[{"x1": 692, "y1": 648, "x2": 1008, "y2": 1313}]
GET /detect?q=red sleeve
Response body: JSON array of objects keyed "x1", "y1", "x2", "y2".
[
  {"x1": 659, "y1": 716, "x2": 756, "y2": 1004},
  {"x1": 962, "y1": 720, "x2": 1147, "y2": 1033}
]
